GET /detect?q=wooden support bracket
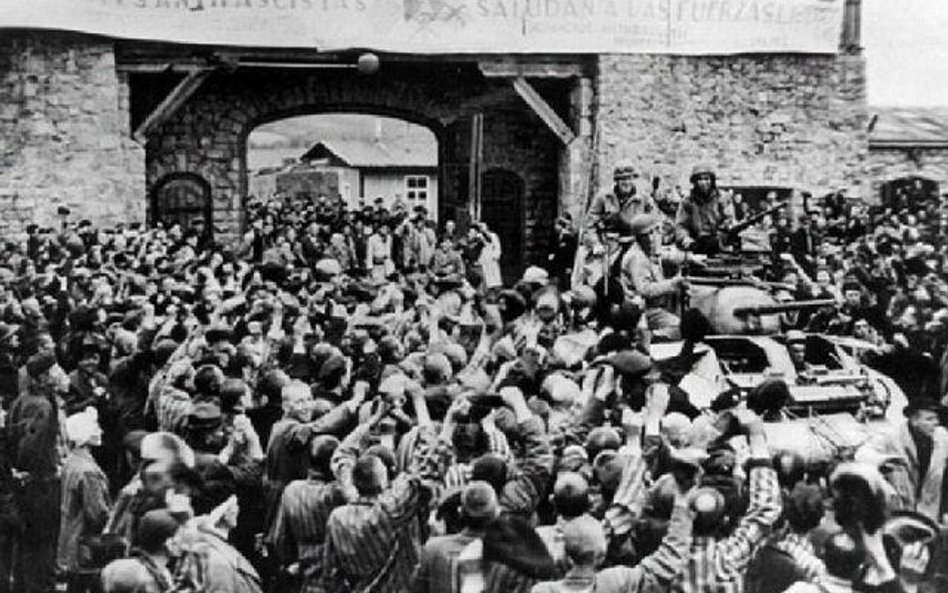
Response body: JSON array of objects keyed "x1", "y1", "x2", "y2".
[
  {"x1": 133, "y1": 67, "x2": 214, "y2": 144},
  {"x1": 511, "y1": 77, "x2": 576, "y2": 146}
]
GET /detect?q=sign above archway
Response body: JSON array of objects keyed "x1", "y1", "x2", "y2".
[{"x1": 6, "y1": 0, "x2": 844, "y2": 55}]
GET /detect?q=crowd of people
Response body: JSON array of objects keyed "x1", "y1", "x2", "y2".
[{"x1": 0, "y1": 163, "x2": 946, "y2": 593}]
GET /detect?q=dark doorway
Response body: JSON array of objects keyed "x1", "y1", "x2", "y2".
[
  {"x1": 880, "y1": 176, "x2": 939, "y2": 210},
  {"x1": 481, "y1": 168, "x2": 524, "y2": 283},
  {"x1": 152, "y1": 173, "x2": 213, "y2": 233},
  {"x1": 722, "y1": 186, "x2": 793, "y2": 220}
]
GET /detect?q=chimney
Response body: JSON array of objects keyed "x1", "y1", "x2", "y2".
[{"x1": 374, "y1": 118, "x2": 383, "y2": 144}]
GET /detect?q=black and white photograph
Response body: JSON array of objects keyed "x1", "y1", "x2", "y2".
[{"x1": 1, "y1": 1, "x2": 948, "y2": 592}]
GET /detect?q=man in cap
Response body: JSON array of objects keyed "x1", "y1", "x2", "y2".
[
  {"x1": 584, "y1": 161, "x2": 655, "y2": 238},
  {"x1": 620, "y1": 212, "x2": 688, "y2": 340},
  {"x1": 7, "y1": 351, "x2": 70, "y2": 593},
  {"x1": 675, "y1": 163, "x2": 734, "y2": 254},
  {"x1": 670, "y1": 409, "x2": 781, "y2": 593},
  {"x1": 57, "y1": 407, "x2": 111, "y2": 593},
  {"x1": 857, "y1": 396, "x2": 948, "y2": 522},
  {"x1": 783, "y1": 330, "x2": 810, "y2": 375}
]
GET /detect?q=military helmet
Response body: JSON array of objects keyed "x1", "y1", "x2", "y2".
[
  {"x1": 629, "y1": 213, "x2": 663, "y2": 236},
  {"x1": 613, "y1": 160, "x2": 637, "y2": 181},
  {"x1": 690, "y1": 163, "x2": 716, "y2": 183}
]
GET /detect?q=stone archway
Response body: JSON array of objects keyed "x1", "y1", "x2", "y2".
[
  {"x1": 142, "y1": 62, "x2": 564, "y2": 263},
  {"x1": 147, "y1": 64, "x2": 502, "y2": 240}
]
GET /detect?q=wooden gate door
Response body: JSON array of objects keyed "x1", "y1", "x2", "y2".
[{"x1": 480, "y1": 168, "x2": 524, "y2": 284}]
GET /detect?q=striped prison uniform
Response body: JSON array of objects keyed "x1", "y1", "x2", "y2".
[
  {"x1": 267, "y1": 470, "x2": 347, "y2": 593},
  {"x1": 672, "y1": 462, "x2": 782, "y2": 593},
  {"x1": 321, "y1": 423, "x2": 447, "y2": 593}
]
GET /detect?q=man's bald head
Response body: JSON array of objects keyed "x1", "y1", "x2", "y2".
[
  {"x1": 562, "y1": 514, "x2": 607, "y2": 567},
  {"x1": 101, "y1": 559, "x2": 152, "y2": 593}
]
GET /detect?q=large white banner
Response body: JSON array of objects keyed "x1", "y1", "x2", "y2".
[{"x1": 3, "y1": 0, "x2": 845, "y2": 55}]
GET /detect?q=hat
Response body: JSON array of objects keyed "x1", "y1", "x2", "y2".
[
  {"x1": 65, "y1": 407, "x2": 100, "y2": 445},
  {"x1": 903, "y1": 396, "x2": 944, "y2": 417},
  {"x1": 0, "y1": 322, "x2": 19, "y2": 344},
  {"x1": 629, "y1": 213, "x2": 663, "y2": 236},
  {"x1": 602, "y1": 350, "x2": 652, "y2": 378},
  {"x1": 317, "y1": 354, "x2": 348, "y2": 383},
  {"x1": 188, "y1": 402, "x2": 223, "y2": 430},
  {"x1": 559, "y1": 445, "x2": 589, "y2": 473},
  {"x1": 567, "y1": 285, "x2": 597, "y2": 309},
  {"x1": 542, "y1": 374, "x2": 580, "y2": 405},
  {"x1": 461, "y1": 480, "x2": 499, "y2": 519},
  {"x1": 884, "y1": 510, "x2": 939, "y2": 546},
  {"x1": 377, "y1": 373, "x2": 407, "y2": 399},
  {"x1": 521, "y1": 266, "x2": 550, "y2": 286},
  {"x1": 135, "y1": 509, "x2": 180, "y2": 552},
  {"x1": 314, "y1": 258, "x2": 343, "y2": 281},
  {"x1": 26, "y1": 351, "x2": 57, "y2": 378},
  {"x1": 535, "y1": 291, "x2": 560, "y2": 312},
  {"x1": 785, "y1": 330, "x2": 806, "y2": 344},
  {"x1": 205, "y1": 324, "x2": 232, "y2": 345},
  {"x1": 612, "y1": 161, "x2": 637, "y2": 180},
  {"x1": 498, "y1": 290, "x2": 527, "y2": 322}
]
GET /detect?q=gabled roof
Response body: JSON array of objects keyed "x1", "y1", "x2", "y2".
[
  {"x1": 300, "y1": 138, "x2": 437, "y2": 169},
  {"x1": 869, "y1": 107, "x2": 948, "y2": 147}
]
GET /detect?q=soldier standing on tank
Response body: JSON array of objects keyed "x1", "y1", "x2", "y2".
[
  {"x1": 576, "y1": 162, "x2": 656, "y2": 290},
  {"x1": 584, "y1": 162, "x2": 655, "y2": 238},
  {"x1": 675, "y1": 163, "x2": 734, "y2": 255},
  {"x1": 620, "y1": 213, "x2": 689, "y2": 340}
]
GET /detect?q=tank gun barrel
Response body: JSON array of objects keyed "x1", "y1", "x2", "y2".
[
  {"x1": 683, "y1": 276, "x2": 795, "y2": 291},
  {"x1": 732, "y1": 299, "x2": 837, "y2": 316}
]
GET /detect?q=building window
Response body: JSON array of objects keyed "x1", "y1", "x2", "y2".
[{"x1": 405, "y1": 175, "x2": 428, "y2": 204}]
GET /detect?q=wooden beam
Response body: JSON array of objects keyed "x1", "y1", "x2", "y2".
[
  {"x1": 116, "y1": 62, "x2": 209, "y2": 73},
  {"x1": 511, "y1": 77, "x2": 576, "y2": 146},
  {"x1": 479, "y1": 59, "x2": 584, "y2": 79},
  {"x1": 440, "y1": 87, "x2": 517, "y2": 125},
  {"x1": 133, "y1": 68, "x2": 214, "y2": 143}
]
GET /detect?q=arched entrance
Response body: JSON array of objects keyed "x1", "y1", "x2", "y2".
[
  {"x1": 151, "y1": 173, "x2": 212, "y2": 232},
  {"x1": 480, "y1": 168, "x2": 525, "y2": 283},
  {"x1": 880, "y1": 175, "x2": 939, "y2": 209}
]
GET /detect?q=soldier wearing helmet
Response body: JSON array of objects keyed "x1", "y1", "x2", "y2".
[
  {"x1": 584, "y1": 161, "x2": 655, "y2": 239},
  {"x1": 620, "y1": 213, "x2": 688, "y2": 339},
  {"x1": 675, "y1": 163, "x2": 734, "y2": 254}
]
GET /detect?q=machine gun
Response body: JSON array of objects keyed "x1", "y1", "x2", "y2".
[{"x1": 720, "y1": 200, "x2": 788, "y2": 241}]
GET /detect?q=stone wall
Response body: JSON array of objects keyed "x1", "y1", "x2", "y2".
[
  {"x1": 867, "y1": 146, "x2": 948, "y2": 198},
  {"x1": 0, "y1": 32, "x2": 145, "y2": 235},
  {"x1": 591, "y1": 52, "x2": 868, "y2": 204}
]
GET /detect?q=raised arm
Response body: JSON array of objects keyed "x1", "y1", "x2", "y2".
[
  {"x1": 498, "y1": 386, "x2": 554, "y2": 516},
  {"x1": 717, "y1": 410, "x2": 782, "y2": 573}
]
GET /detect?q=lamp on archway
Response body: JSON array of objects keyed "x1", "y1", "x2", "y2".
[{"x1": 357, "y1": 53, "x2": 380, "y2": 75}]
